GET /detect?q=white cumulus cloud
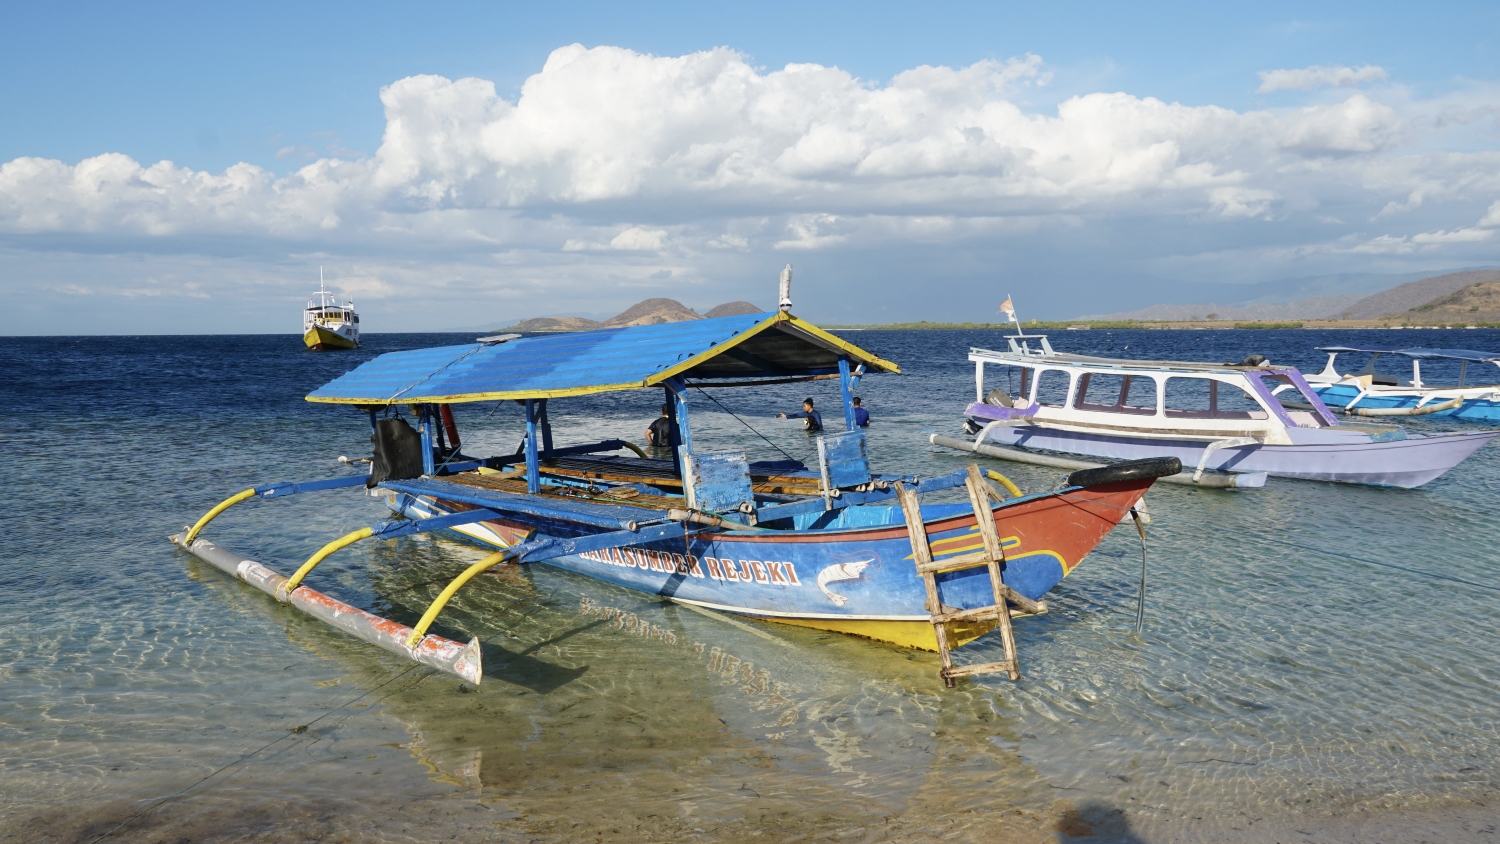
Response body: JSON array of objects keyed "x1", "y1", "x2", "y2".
[
  {"x1": 3, "y1": 44, "x2": 1500, "y2": 332},
  {"x1": 0, "y1": 44, "x2": 1416, "y2": 246},
  {"x1": 1257, "y1": 65, "x2": 1389, "y2": 93},
  {"x1": 1480, "y1": 199, "x2": 1500, "y2": 228}
]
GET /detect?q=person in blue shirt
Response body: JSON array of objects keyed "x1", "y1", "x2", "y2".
[
  {"x1": 851, "y1": 396, "x2": 870, "y2": 427},
  {"x1": 779, "y1": 398, "x2": 823, "y2": 433}
]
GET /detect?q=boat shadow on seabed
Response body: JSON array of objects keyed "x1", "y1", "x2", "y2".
[{"x1": 177, "y1": 534, "x2": 1137, "y2": 842}]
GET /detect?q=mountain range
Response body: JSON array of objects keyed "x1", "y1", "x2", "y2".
[
  {"x1": 503, "y1": 298, "x2": 763, "y2": 333},
  {"x1": 1082, "y1": 268, "x2": 1500, "y2": 322}
]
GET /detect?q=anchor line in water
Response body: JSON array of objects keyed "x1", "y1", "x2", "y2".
[
  {"x1": 690, "y1": 386, "x2": 807, "y2": 465},
  {"x1": 85, "y1": 663, "x2": 427, "y2": 844},
  {"x1": 1035, "y1": 494, "x2": 1500, "y2": 598},
  {"x1": 1210, "y1": 525, "x2": 1500, "y2": 595}
]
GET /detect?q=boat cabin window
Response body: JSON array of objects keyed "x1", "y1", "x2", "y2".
[
  {"x1": 1074, "y1": 372, "x2": 1158, "y2": 416},
  {"x1": 1162, "y1": 377, "x2": 1268, "y2": 420},
  {"x1": 982, "y1": 364, "x2": 1032, "y2": 406},
  {"x1": 1033, "y1": 368, "x2": 1073, "y2": 408}
]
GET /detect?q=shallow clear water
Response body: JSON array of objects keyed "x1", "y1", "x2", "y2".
[{"x1": 4, "y1": 328, "x2": 1500, "y2": 843}]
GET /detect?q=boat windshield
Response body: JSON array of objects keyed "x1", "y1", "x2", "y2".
[
  {"x1": 1162, "y1": 376, "x2": 1267, "y2": 421},
  {"x1": 1247, "y1": 372, "x2": 1336, "y2": 427}
]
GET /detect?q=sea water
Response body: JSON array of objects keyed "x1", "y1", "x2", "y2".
[{"x1": 3, "y1": 328, "x2": 1499, "y2": 843}]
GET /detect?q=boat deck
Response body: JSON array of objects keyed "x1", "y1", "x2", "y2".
[
  {"x1": 538, "y1": 454, "x2": 826, "y2": 495},
  {"x1": 445, "y1": 468, "x2": 684, "y2": 511}
]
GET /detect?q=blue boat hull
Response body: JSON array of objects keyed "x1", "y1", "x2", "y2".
[
  {"x1": 1309, "y1": 384, "x2": 1500, "y2": 422},
  {"x1": 393, "y1": 478, "x2": 1152, "y2": 650}
]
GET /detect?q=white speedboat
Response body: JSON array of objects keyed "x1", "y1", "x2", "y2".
[{"x1": 935, "y1": 332, "x2": 1497, "y2": 489}]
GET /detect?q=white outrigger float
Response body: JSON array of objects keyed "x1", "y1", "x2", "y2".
[{"x1": 933, "y1": 332, "x2": 1499, "y2": 489}]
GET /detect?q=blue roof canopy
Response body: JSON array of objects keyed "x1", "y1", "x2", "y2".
[
  {"x1": 1404, "y1": 347, "x2": 1500, "y2": 362},
  {"x1": 1317, "y1": 345, "x2": 1414, "y2": 355},
  {"x1": 1319, "y1": 345, "x2": 1499, "y2": 363},
  {"x1": 307, "y1": 311, "x2": 900, "y2": 406}
]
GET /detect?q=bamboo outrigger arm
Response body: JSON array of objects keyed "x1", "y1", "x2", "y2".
[
  {"x1": 176, "y1": 493, "x2": 711, "y2": 683},
  {"x1": 183, "y1": 475, "x2": 370, "y2": 543},
  {"x1": 402, "y1": 518, "x2": 704, "y2": 651},
  {"x1": 171, "y1": 532, "x2": 485, "y2": 684},
  {"x1": 277, "y1": 508, "x2": 509, "y2": 599}
]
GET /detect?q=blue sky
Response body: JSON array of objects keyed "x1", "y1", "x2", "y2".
[{"x1": 3, "y1": 1, "x2": 1500, "y2": 333}]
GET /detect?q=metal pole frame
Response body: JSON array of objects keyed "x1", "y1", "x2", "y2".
[
  {"x1": 539, "y1": 398, "x2": 554, "y2": 457},
  {"x1": 523, "y1": 399, "x2": 542, "y2": 494},
  {"x1": 665, "y1": 377, "x2": 692, "y2": 476},
  {"x1": 418, "y1": 404, "x2": 437, "y2": 476},
  {"x1": 838, "y1": 358, "x2": 857, "y2": 431}
]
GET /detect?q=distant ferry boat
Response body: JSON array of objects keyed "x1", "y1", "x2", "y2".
[{"x1": 303, "y1": 270, "x2": 359, "y2": 350}]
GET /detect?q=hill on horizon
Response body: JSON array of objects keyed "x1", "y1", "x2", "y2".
[
  {"x1": 1080, "y1": 267, "x2": 1500, "y2": 321},
  {"x1": 505, "y1": 298, "x2": 764, "y2": 333},
  {"x1": 1338, "y1": 270, "x2": 1500, "y2": 319},
  {"x1": 1395, "y1": 279, "x2": 1500, "y2": 323}
]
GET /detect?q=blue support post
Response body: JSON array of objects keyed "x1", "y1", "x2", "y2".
[
  {"x1": 539, "y1": 398, "x2": 554, "y2": 457},
  {"x1": 838, "y1": 358, "x2": 857, "y2": 432},
  {"x1": 419, "y1": 405, "x2": 436, "y2": 476},
  {"x1": 368, "y1": 409, "x2": 379, "y2": 433},
  {"x1": 523, "y1": 399, "x2": 541, "y2": 494},
  {"x1": 667, "y1": 377, "x2": 692, "y2": 471}
]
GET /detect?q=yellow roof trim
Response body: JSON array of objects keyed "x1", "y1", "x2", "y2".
[
  {"x1": 779, "y1": 315, "x2": 902, "y2": 374},
  {"x1": 305, "y1": 381, "x2": 645, "y2": 406},
  {"x1": 643, "y1": 311, "x2": 786, "y2": 387}
]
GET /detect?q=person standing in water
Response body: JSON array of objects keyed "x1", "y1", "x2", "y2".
[
  {"x1": 779, "y1": 398, "x2": 823, "y2": 433},
  {"x1": 646, "y1": 405, "x2": 674, "y2": 452},
  {"x1": 851, "y1": 396, "x2": 870, "y2": 427}
]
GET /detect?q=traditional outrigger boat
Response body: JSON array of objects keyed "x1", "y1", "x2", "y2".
[
  {"x1": 935, "y1": 332, "x2": 1499, "y2": 489},
  {"x1": 172, "y1": 298, "x2": 1175, "y2": 687},
  {"x1": 1301, "y1": 345, "x2": 1500, "y2": 422}
]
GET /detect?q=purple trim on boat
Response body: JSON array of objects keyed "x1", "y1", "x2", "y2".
[
  {"x1": 971, "y1": 422, "x2": 1498, "y2": 488},
  {"x1": 1248, "y1": 370, "x2": 1344, "y2": 425},
  {"x1": 965, "y1": 401, "x2": 1039, "y2": 421}
]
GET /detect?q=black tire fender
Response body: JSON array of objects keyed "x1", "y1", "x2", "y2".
[{"x1": 1066, "y1": 457, "x2": 1182, "y2": 488}]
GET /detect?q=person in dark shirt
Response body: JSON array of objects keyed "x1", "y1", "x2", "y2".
[
  {"x1": 852, "y1": 396, "x2": 870, "y2": 427},
  {"x1": 779, "y1": 398, "x2": 823, "y2": 433},
  {"x1": 646, "y1": 405, "x2": 674, "y2": 448}
]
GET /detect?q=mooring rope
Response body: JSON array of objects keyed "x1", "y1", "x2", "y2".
[
  {"x1": 85, "y1": 663, "x2": 427, "y2": 843},
  {"x1": 690, "y1": 385, "x2": 807, "y2": 465},
  {"x1": 1208, "y1": 524, "x2": 1500, "y2": 595},
  {"x1": 1070, "y1": 490, "x2": 1500, "y2": 595}
]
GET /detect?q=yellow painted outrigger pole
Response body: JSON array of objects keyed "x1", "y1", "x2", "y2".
[
  {"x1": 184, "y1": 476, "x2": 373, "y2": 543},
  {"x1": 407, "y1": 549, "x2": 516, "y2": 647},
  {"x1": 279, "y1": 526, "x2": 376, "y2": 598},
  {"x1": 183, "y1": 488, "x2": 257, "y2": 543}
]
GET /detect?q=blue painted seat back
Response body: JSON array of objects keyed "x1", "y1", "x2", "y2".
[
  {"x1": 817, "y1": 430, "x2": 871, "y2": 490},
  {"x1": 683, "y1": 449, "x2": 754, "y2": 515}
]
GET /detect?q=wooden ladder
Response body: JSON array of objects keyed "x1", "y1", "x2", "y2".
[{"x1": 895, "y1": 464, "x2": 1045, "y2": 687}]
